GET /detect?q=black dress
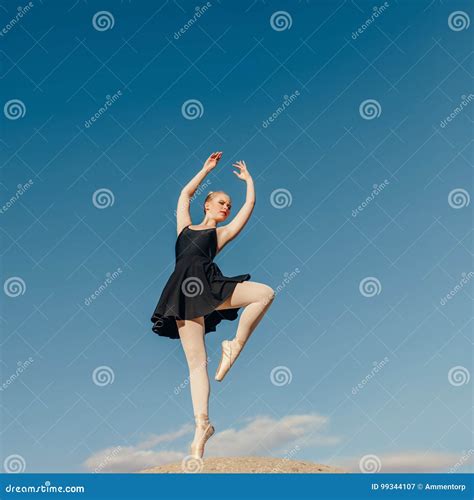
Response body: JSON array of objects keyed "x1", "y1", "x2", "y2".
[{"x1": 150, "y1": 225, "x2": 251, "y2": 339}]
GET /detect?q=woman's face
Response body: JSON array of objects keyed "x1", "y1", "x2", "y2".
[{"x1": 207, "y1": 193, "x2": 232, "y2": 221}]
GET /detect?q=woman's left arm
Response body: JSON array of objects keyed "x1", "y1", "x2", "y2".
[{"x1": 218, "y1": 161, "x2": 255, "y2": 249}]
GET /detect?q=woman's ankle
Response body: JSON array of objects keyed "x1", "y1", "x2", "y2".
[{"x1": 232, "y1": 337, "x2": 246, "y2": 348}]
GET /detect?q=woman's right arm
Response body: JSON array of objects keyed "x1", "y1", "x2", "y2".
[{"x1": 176, "y1": 151, "x2": 222, "y2": 235}]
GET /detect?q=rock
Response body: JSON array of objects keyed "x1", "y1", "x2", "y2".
[{"x1": 140, "y1": 456, "x2": 347, "y2": 474}]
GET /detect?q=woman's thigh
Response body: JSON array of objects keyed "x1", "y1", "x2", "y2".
[
  {"x1": 176, "y1": 317, "x2": 207, "y2": 366},
  {"x1": 215, "y1": 281, "x2": 274, "y2": 311}
]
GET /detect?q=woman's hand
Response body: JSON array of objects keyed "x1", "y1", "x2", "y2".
[
  {"x1": 203, "y1": 151, "x2": 222, "y2": 172},
  {"x1": 232, "y1": 160, "x2": 251, "y2": 181}
]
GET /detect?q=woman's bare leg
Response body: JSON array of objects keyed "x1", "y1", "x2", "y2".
[
  {"x1": 176, "y1": 316, "x2": 214, "y2": 454},
  {"x1": 215, "y1": 282, "x2": 275, "y2": 377}
]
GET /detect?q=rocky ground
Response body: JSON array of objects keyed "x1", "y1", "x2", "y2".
[{"x1": 141, "y1": 456, "x2": 347, "y2": 474}]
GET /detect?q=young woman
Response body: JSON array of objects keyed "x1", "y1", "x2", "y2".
[{"x1": 150, "y1": 152, "x2": 275, "y2": 459}]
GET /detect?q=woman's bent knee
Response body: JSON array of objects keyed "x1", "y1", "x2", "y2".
[{"x1": 259, "y1": 284, "x2": 275, "y2": 305}]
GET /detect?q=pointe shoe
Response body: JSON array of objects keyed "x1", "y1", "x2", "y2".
[
  {"x1": 215, "y1": 338, "x2": 245, "y2": 382},
  {"x1": 190, "y1": 413, "x2": 215, "y2": 459}
]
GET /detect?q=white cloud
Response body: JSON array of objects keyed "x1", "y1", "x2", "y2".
[
  {"x1": 205, "y1": 413, "x2": 341, "y2": 456},
  {"x1": 83, "y1": 413, "x2": 340, "y2": 472},
  {"x1": 338, "y1": 451, "x2": 467, "y2": 473}
]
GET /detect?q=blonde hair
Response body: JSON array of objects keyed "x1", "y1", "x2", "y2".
[{"x1": 203, "y1": 191, "x2": 230, "y2": 214}]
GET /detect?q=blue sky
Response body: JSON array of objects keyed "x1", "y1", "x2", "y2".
[{"x1": 1, "y1": 0, "x2": 472, "y2": 473}]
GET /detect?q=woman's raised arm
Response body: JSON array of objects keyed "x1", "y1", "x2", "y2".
[
  {"x1": 217, "y1": 161, "x2": 255, "y2": 250},
  {"x1": 176, "y1": 152, "x2": 222, "y2": 235}
]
